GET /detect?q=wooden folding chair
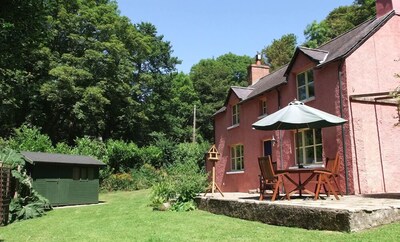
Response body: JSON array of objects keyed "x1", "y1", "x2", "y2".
[
  {"x1": 258, "y1": 156, "x2": 290, "y2": 201},
  {"x1": 313, "y1": 153, "x2": 342, "y2": 200}
]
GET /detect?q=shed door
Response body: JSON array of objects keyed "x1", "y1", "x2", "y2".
[{"x1": 44, "y1": 179, "x2": 60, "y2": 205}]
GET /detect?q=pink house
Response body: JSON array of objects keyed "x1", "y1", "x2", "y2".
[{"x1": 211, "y1": 0, "x2": 400, "y2": 195}]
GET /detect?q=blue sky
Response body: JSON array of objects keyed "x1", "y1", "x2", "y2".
[{"x1": 116, "y1": 0, "x2": 355, "y2": 73}]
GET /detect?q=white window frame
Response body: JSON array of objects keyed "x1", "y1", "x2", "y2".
[
  {"x1": 259, "y1": 98, "x2": 267, "y2": 116},
  {"x1": 230, "y1": 144, "x2": 244, "y2": 171},
  {"x1": 232, "y1": 104, "x2": 240, "y2": 125},
  {"x1": 295, "y1": 128, "x2": 323, "y2": 165},
  {"x1": 297, "y1": 70, "x2": 315, "y2": 101}
]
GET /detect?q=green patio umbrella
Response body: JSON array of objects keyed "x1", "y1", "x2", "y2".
[{"x1": 252, "y1": 99, "x2": 347, "y2": 167}]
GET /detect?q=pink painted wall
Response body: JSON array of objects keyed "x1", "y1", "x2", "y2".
[
  {"x1": 213, "y1": 51, "x2": 349, "y2": 193},
  {"x1": 345, "y1": 15, "x2": 400, "y2": 194}
]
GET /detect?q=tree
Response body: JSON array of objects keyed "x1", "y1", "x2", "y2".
[
  {"x1": 190, "y1": 53, "x2": 252, "y2": 141},
  {"x1": 261, "y1": 34, "x2": 297, "y2": 71},
  {"x1": 0, "y1": 0, "x2": 52, "y2": 137},
  {"x1": 304, "y1": 0, "x2": 375, "y2": 48},
  {"x1": 0, "y1": 0, "x2": 180, "y2": 145}
]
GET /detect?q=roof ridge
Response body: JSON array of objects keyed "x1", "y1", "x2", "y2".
[
  {"x1": 231, "y1": 85, "x2": 254, "y2": 90},
  {"x1": 315, "y1": 9, "x2": 395, "y2": 50},
  {"x1": 317, "y1": 16, "x2": 376, "y2": 49},
  {"x1": 298, "y1": 46, "x2": 329, "y2": 54}
]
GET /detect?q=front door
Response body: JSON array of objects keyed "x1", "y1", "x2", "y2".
[{"x1": 263, "y1": 140, "x2": 272, "y2": 157}]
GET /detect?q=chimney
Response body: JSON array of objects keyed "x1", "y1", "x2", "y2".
[
  {"x1": 376, "y1": 0, "x2": 400, "y2": 17},
  {"x1": 247, "y1": 54, "x2": 270, "y2": 86}
]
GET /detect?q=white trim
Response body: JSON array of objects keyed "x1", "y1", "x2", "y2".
[
  {"x1": 226, "y1": 170, "x2": 245, "y2": 174},
  {"x1": 227, "y1": 124, "x2": 239, "y2": 130},
  {"x1": 302, "y1": 96, "x2": 316, "y2": 104}
]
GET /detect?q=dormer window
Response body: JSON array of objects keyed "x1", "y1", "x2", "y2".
[
  {"x1": 232, "y1": 104, "x2": 240, "y2": 125},
  {"x1": 297, "y1": 70, "x2": 314, "y2": 101}
]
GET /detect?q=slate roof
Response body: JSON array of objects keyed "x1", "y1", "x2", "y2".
[
  {"x1": 285, "y1": 11, "x2": 395, "y2": 76},
  {"x1": 214, "y1": 86, "x2": 254, "y2": 115},
  {"x1": 231, "y1": 86, "x2": 253, "y2": 100},
  {"x1": 215, "y1": 10, "x2": 396, "y2": 115},
  {"x1": 246, "y1": 65, "x2": 288, "y2": 100},
  {"x1": 318, "y1": 11, "x2": 395, "y2": 65},
  {"x1": 22, "y1": 151, "x2": 105, "y2": 166}
]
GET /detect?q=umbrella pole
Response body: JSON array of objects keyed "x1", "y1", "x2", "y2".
[
  {"x1": 296, "y1": 129, "x2": 301, "y2": 168},
  {"x1": 296, "y1": 128, "x2": 303, "y2": 197}
]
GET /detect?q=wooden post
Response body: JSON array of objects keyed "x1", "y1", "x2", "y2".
[{"x1": 204, "y1": 145, "x2": 224, "y2": 197}]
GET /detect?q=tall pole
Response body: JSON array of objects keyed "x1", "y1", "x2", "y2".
[{"x1": 192, "y1": 105, "x2": 196, "y2": 143}]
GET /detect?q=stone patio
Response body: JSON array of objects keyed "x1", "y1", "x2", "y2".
[{"x1": 195, "y1": 192, "x2": 400, "y2": 232}]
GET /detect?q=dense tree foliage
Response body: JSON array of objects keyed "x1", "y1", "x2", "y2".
[
  {"x1": 190, "y1": 53, "x2": 253, "y2": 141},
  {"x1": 261, "y1": 34, "x2": 297, "y2": 71},
  {"x1": 0, "y1": 0, "x2": 180, "y2": 145},
  {"x1": 304, "y1": 0, "x2": 376, "y2": 48}
]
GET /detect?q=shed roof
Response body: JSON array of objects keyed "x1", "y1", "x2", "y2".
[{"x1": 21, "y1": 151, "x2": 105, "y2": 166}]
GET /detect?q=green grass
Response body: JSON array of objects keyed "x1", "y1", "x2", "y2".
[{"x1": 1, "y1": 190, "x2": 399, "y2": 242}]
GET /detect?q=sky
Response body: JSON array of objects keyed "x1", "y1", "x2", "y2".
[{"x1": 116, "y1": 0, "x2": 355, "y2": 73}]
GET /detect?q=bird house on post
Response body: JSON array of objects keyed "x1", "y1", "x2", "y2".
[
  {"x1": 204, "y1": 144, "x2": 223, "y2": 197},
  {"x1": 207, "y1": 144, "x2": 220, "y2": 162}
]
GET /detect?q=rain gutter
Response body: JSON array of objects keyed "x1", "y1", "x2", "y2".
[
  {"x1": 338, "y1": 60, "x2": 349, "y2": 195},
  {"x1": 276, "y1": 88, "x2": 283, "y2": 169}
]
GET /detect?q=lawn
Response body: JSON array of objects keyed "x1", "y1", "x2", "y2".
[{"x1": 1, "y1": 190, "x2": 399, "y2": 242}]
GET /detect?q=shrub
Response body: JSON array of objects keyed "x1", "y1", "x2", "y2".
[
  {"x1": 138, "y1": 145, "x2": 162, "y2": 168},
  {"x1": 73, "y1": 136, "x2": 107, "y2": 161},
  {"x1": 150, "y1": 142, "x2": 208, "y2": 211},
  {"x1": 131, "y1": 164, "x2": 163, "y2": 190},
  {"x1": 106, "y1": 139, "x2": 141, "y2": 173},
  {"x1": 101, "y1": 173, "x2": 135, "y2": 192},
  {"x1": 0, "y1": 148, "x2": 52, "y2": 224},
  {"x1": 7, "y1": 125, "x2": 53, "y2": 152}
]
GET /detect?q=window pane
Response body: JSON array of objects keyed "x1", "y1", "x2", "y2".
[
  {"x1": 81, "y1": 168, "x2": 88, "y2": 179},
  {"x1": 238, "y1": 158, "x2": 243, "y2": 170},
  {"x1": 296, "y1": 132, "x2": 303, "y2": 147},
  {"x1": 316, "y1": 145, "x2": 323, "y2": 163},
  {"x1": 315, "y1": 129, "x2": 322, "y2": 144},
  {"x1": 307, "y1": 70, "x2": 314, "y2": 82},
  {"x1": 88, "y1": 168, "x2": 94, "y2": 180},
  {"x1": 297, "y1": 73, "x2": 305, "y2": 86},
  {"x1": 298, "y1": 86, "x2": 306, "y2": 101},
  {"x1": 308, "y1": 81, "x2": 315, "y2": 98},
  {"x1": 298, "y1": 148, "x2": 304, "y2": 164},
  {"x1": 305, "y1": 129, "x2": 314, "y2": 146},
  {"x1": 73, "y1": 167, "x2": 80, "y2": 180},
  {"x1": 305, "y1": 147, "x2": 315, "y2": 164}
]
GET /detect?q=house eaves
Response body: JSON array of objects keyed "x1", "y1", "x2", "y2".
[
  {"x1": 244, "y1": 65, "x2": 288, "y2": 102},
  {"x1": 214, "y1": 86, "x2": 253, "y2": 116},
  {"x1": 317, "y1": 10, "x2": 395, "y2": 67},
  {"x1": 284, "y1": 10, "x2": 395, "y2": 76}
]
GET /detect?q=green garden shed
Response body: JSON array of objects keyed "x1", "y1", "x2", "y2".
[{"x1": 22, "y1": 151, "x2": 105, "y2": 206}]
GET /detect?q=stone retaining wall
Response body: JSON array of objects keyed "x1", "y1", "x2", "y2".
[{"x1": 195, "y1": 196, "x2": 400, "y2": 232}]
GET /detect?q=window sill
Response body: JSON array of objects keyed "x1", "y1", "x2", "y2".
[
  {"x1": 299, "y1": 96, "x2": 315, "y2": 103},
  {"x1": 226, "y1": 170, "x2": 244, "y2": 174},
  {"x1": 227, "y1": 124, "x2": 239, "y2": 130}
]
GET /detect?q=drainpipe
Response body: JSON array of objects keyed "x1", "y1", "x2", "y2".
[
  {"x1": 276, "y1": 89, "x2": 283, "y2": 169},
  {"x1": 338, "y1": 61, "x2": 349, "y2": 195}
]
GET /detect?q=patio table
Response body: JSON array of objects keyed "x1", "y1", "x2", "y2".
[{"x1": 277, "y1": 167, "x2": 327, "y2": 197}]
